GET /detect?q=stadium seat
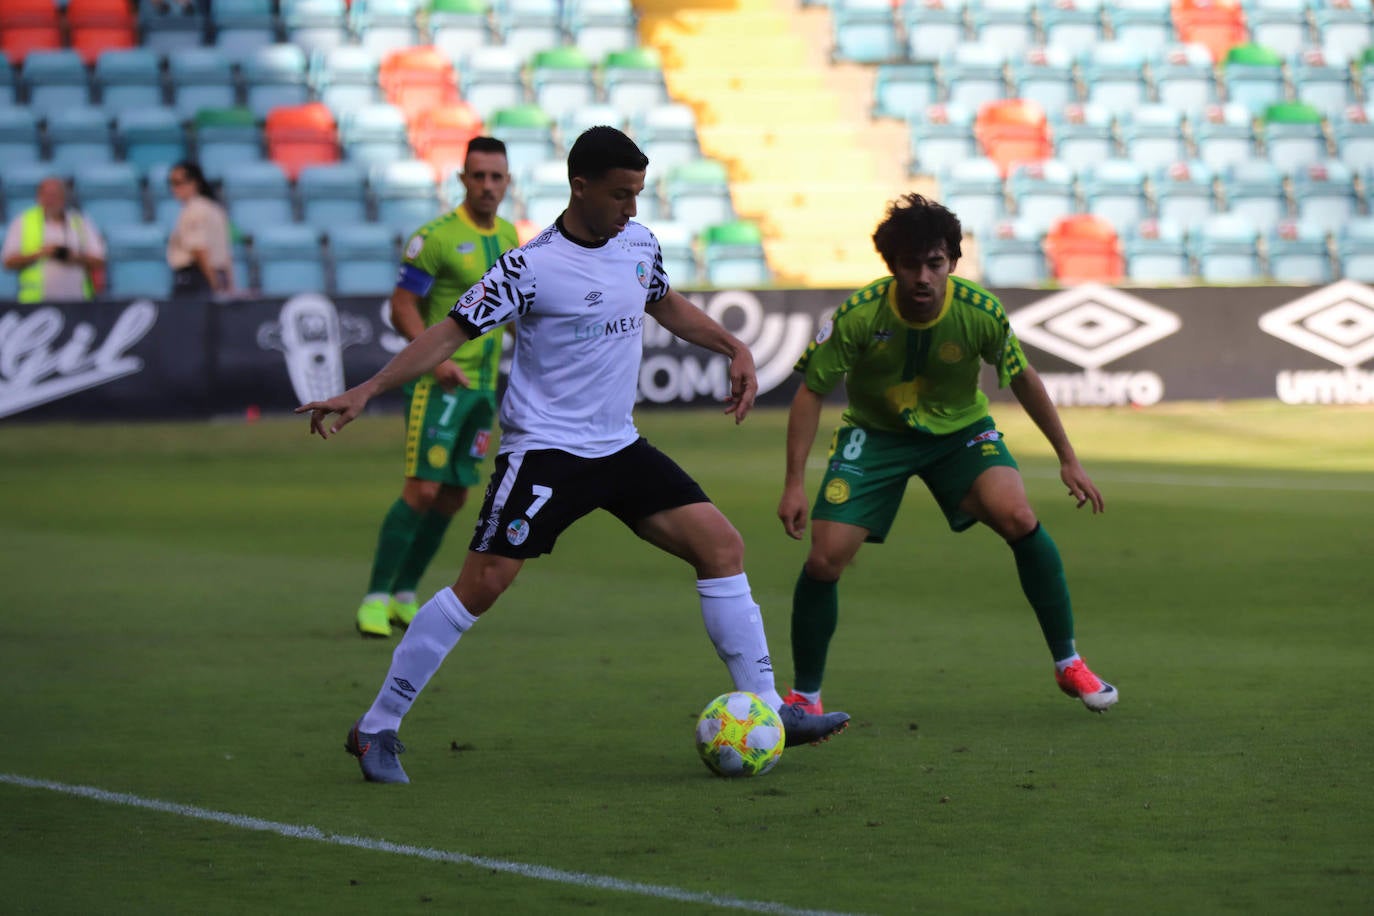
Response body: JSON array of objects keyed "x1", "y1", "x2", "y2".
[
  {"x1": 168, "y1": 48, "x2": 238, "y2": 122},
  {"x1": 873, "y1": 62, "x2": 940, "y2": 121},
  {"x1": 629, "y1": 103, "x2": 700, "y2": 173},
  {"x1": 940, "y1": 43, "x2": 1009, "y2": 110},
  {"x1": 601, "y1": 47, "x2": 669, "y2": 119},
  {"x1": 495, "y1": 0, "x2": 564, "y2": 60},
  {"x1": 1048, "y1": 102, "x2": 1116, "y2": 170},
  {"x1": 562, "y1": 102, "x2": 625, "y2": 142},
  {"x1": 521, "y1": 157, "x2": 571, "y2": 226},
  {"x1": 1151, "y1": 42, "x2": 1218, "y2": 110},
  {"x1": 830, "y1": 0, "x2": 902, "y2": 64},
  {"x1": 94, "y1": 48, "x2": 163, "y2": 116},
  {"x1": 1170, "y1": 0, "x2": 1247, "y2": 63},
  {"x1": 73, "y1": 160, "x2": 145, "y2": 227},
  {"x1": 0, "y1": 104, "x2": 41, "y2": 164},
  {"x1": 222, "y1": 160, "x2": 296, "y2": 233},
  {"x1": 65, "y1": 0, "x2": 137, "y2": 66},
  {"x1": 663, "y1": 158, "x2": 735, "y2": 235},
  {"x1": 701, "y1": 219, "x2": 770, "y2": 287},
  {"x1": 1121, "y1": 218, "x2": 1191, "y2": 281},
  {"x1": 103, "y1": 222, "x2": 171, "y2": 298},
  {"x1": 1289, "y1": 48, "x2": 1355, "y2": 119},
  {"x1": 1332, "y1": 104, "x2": 1374, "y2": 173},
  {"x1": 429, "y1": 0, "x2": 492, "y2": 62},
  {"x1": 1259, "y1": 101, "x2": 1329, "y2": 173},
  {"x1": 1190, "y1": 213, "x2": 1262, "y2": 281},
  {"x1": 1120, "y1": 104, "x2": 1188, "y2": 171},
  {"x1": 978, "y1": 218, "x2": 1049, "y2": 286},
  {"x1": 340, "y1": 102, "x2": 412, "y2": 168},
  {"x1": 1245, "y1": 0, "x2": 1311, "y2": 58},
  {"x1": 975, "y1": 98, "x2": 1052, "y2": 176},
  {"x1": 529, "y1": 46, "x2": 596, "y2": 121},
  {"x1": 1039, "y1": 0, "x2": 1105, "y2": 56},
  {"x1": 1291, "y1": 160, "x2": 1360, "y2": 234},
  {"x1": 1010, "y1": 47, "x2": 1077, "y2": 113},
  {"x1": 1336, "y1": 217, "x2": 1374, "y2": 281},
  {"x1": 1220, "y1": 158, "x2": 1287, "y2": 228},
  {"x1": 1104, "y1": 0, "x2": 1175, "y2": 53},
  {"x1": 212, "y1": 0, "x2": 280, "y2": 58},
  {"x1": 410, "y1": 102, "x2": 484, "y2": 180},
  {"x1": 488, "y1": 103, "x2": 557, "y2": 176},
  {"x1": 264, "y1": 102, "x2": 340, "y2": 180},
  {"x1": 0, "y1": 57, "x2": 13, "y2": 106},
  {"x1": 938, "y1": 156, "x2": 1006, "y2": 237},
  {"x1": 1007, "y1": 158, "x2": 1077, "y2": 232},
  {"x1": 1222, "y1": 43, "x2": 1287, "y2": 115},
  {"x1": 379, "y1": 45, "x2": 461, "y2": 122},
  {"x1": 1191, "y1": 102, "x2": 1259, "y2": 171},
  {"x1": 1265, "y1": 219, "x2": 1332, "y2": 283},
  {"x1": 0, "y1": 0, "x2": 62, "y2": 67},
  {"x1": 903, "y1": 0, "x2": 968, "y2": 62},
  {"x1": 1043, "y1": 213, "x2": 1123, "y2": 282},
  {"x1": 195, "y1": 107, "x2": 264, "y2": 183},
  {"x1": 47, "y1": 105, "x2": 115, "y2": 168},
  {"x1": 282, "y1": 0, "x2": 351, "y2": 56},
  {"x1": 138, "y1": 0, "x2": 205, "y2": 53},
  {"x1": 371, "y1": 158, "x2": 442, "y2": 237},
  {"x1": 253, "y1": 223, "x2": 327, "y2": 295},
  {"x1": 969, "y1": 0, "x2": 1037, "y2": 56},
  {"x1": 458, "y1": 46, "x2": 527, "y2": 119},
  {"x1": 908, "y1": 103, "x2": 978, "y2": 175},
  {"x1": 298, "y1": 161, "x2": 370, "y2": 230},
  {"x1": 241, "y1": 43, "x2": 311, "y2": 121},
  {"x1": 1152, "y1": 160, "x2": 1218, "y2": 229},
  {"x1": 651, "y1": 219, "x2": 699, "y2": 286},
  {"x1": 350, "y1": 0, "x2": 423, "y2": 56},
  {"x1": 21, "y1": 49, "x2": 90, "y2": 120},
  {"x1": 564, "y1": 0, "x2": 638, "y2": 61},
  {"x1": 1078, "y1": 41, "x2": 1147, "y2": 114},
  {"x1": 311, "y1": 45, "x2": 382, "y2": 114},
  {"x1": 1313, "y1": 1, "x2": 1372, "y2": 60},
  {"x1": 1080, "y1": 158, "x2": 1148, "y2": 232},
  {"x1": 115, "y1": 106, "x2": 186, "y2": 170},
  {"x1": 329, "y1": 222, "x2": 398, "y2": 295}
]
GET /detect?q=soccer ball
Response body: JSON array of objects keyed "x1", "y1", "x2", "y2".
[{"x1": 694, "y1": 691, "x2": 785, "y2": 778}]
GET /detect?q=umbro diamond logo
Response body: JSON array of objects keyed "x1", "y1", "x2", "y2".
[
  {"x1": 585, "y1": 291, "x2": 603, "y2": 306},
  {"x1": 392, "y1": 677, "x2": 417, "y2": 693},
  {"x1": 1010, "y1": 284, "x2": 1182, "y2": 369},
  {"x1": 1258, "y1": 280, "x2": 1374, "y2": 368}
]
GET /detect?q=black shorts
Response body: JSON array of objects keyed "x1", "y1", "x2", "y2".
[{"x1": 468, "y1": 437, "x2": 711, "y2": 558}]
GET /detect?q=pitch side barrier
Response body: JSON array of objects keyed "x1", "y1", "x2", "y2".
[{"x1": 1, "y1": 283, "x2": 1371, "y2": 421}]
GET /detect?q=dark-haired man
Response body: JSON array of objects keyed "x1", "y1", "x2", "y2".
[
  {"x1": 302, "y1": 127, "x2": 850, "y2": 783},
  {"x1": 777, "y1": 193, "x2": 1117, "y2": 716},
  {"x1": 354, "y1": 137, "x2": 520, "y2": 639}
]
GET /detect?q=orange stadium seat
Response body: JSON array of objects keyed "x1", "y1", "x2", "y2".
[
  {"x1": 379, "y1": 46, "x2": 461, "y2": 122},
  {"x1": 1171, "y1": 0, "x2": 1248, "y2": 63},
  {"x1": 974, "y1": 98, "x2": 1052, "y2": 177},
  {"x1": 0, "y1": 0, "x2": 62, "y2": 65},
  {"x1": 1043, "y1": 214, "x2": 1124, "y2": 283},
  {"x1": 265, "y1": 102, "x2": 341, "y2": 180},
  {"x1": 66, "y1": 0, "x2": 137, "y2": 65},
  {"x1": 411, "y1": 102, "x2": 485, "y2": 180}
]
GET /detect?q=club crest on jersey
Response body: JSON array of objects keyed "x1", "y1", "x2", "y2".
[
  {"x1": 939, "y1": 342, "x2": 964, "y2": 363},
  {"x1": 456, "y1": 242, "x2": 476, "y2": 254},
  {"x1": 965, "y1": 429, "x2": 1002, "y2": 447},
  {"x1": 506, "y1": 518, "x2": 531, "y2": 546},
  {"x1": 635, "y1": 261, "x2": 650, "y2": 288}
]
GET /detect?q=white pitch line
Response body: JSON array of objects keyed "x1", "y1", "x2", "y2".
[
  {"x1": 0, "y1": 773, "x2": 864, "y2": 916},
  {"x1": 1020, "y1": 468, "x2": 1374, "y2": 493}
]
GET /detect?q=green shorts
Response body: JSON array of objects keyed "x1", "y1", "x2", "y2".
[
  {"x1": 402, "y1": 377, "x2": 497, "y2": 488},
  {"x1": 810, "y1": 416, "x2": 1019, "y2": 541}
]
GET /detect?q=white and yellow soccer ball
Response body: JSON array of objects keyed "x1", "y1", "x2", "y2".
[{"x1": 694, "y1": 691, "x2": 785, "y2": 778}]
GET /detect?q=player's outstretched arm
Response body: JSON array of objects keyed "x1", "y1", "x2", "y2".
[
  {"x1": 297, "y1": 317, "x2": 470, "y2": 439},
  {"x1": 1009, "y1": 367, "x2": 1105, "y2": 513},
  {"x1": 646, "y1": 290, "x2": 758, "y2": 423},
  {"x1": 778, "y1": 383, "x2": 825, "y2": 539}
]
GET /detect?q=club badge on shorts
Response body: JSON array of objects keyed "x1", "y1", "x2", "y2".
[
  {"x1": 506, "y1": 518, "x2": 531, "y2": 546},
  {"x1": 824, "y1": 478, "x2": 850, "y2": 504}
]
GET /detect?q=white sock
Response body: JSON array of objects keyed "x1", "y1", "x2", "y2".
[
  {"x1": 359, "y1": 588, "x2": 477, "y2": 733},
  {"x1": 393, "y1": 590, "x2": 417, "y2": 605},
  {"x1": 793, "y1": 688, "x2": 821, "y2": 704},
  {"x1": 697, "y1": 573, "x2": 783, "y2": 710},
  {"x1": 1055, "y1": 653, "x2": 1081, "y2": 673},
  {"x1": 362, "y1": 591, "x2": 388, "y2": 605}
]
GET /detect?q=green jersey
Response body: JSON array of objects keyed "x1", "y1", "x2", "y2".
[
  {"x1": 795, "y1": 275, "x2": 1029, "y2": 436},
  {"x1": 397, "y1": 206, "x2": 520, "y2": 392}
]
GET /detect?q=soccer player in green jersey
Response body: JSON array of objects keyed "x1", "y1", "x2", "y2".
[
  {"x1": 355, "y1": 137, "x2": 521, "y2": 638},
  {"x1": 777, "y1": 193, "x2": 1118, "y2": 713}
]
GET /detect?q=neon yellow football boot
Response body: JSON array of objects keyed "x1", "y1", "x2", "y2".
[
  {"x1": 356, "y1": 598, "x2": 392, "y2": 638},
  {"x1": 388, "y1": 597, "x2": 419, "y2": 629}
]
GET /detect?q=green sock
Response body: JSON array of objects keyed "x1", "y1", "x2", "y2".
[
  {"x1": 1009, "y1": 523, "x2": 1077, "y2": 662},
  {"x1": 391, "y1": 510, "x2": 454, "y2": 594},
  {"x1": 791, "y1": 567, "x2": 839, "y2": 693},
  {"x1": 366, "y1": 499, "x2": 423, "y2": 594}
]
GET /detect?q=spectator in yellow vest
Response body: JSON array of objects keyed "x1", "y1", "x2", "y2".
[{"x1": 1, "y1": 177, "x2": 106, "y2": 303}]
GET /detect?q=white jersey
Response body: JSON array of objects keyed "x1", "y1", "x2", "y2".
[{"x1": 449, "y1": 218, "x2": 670, "y2": 458}]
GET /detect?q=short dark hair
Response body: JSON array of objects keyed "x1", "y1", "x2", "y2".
[
  {"x1": 872, "y1": 193, "x2": 963, "y2": 270},
  {"x1": 465, "y1": 136, "x2": 508, "y2": 161},
  {"x1": 567, "y1": 126, "x2": 648, "y2": 182}
]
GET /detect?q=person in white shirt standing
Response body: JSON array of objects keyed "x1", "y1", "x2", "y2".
[
  {"x1": 299, "y1": 126, "x2": 850, "y2": 784},
  {"x1": 1, "y1": 176, "x2": 106, "y2": 303}
]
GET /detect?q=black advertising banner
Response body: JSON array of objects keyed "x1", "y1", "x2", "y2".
[{"x1": 2, "y1": 282, "x2": 1373, "y2": 422}]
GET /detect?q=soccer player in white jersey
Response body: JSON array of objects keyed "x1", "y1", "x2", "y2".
[{"x1": 299, "y1": 127, "x2": 850, "y2": 783}]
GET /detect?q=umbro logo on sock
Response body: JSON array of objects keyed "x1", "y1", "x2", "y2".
[{"x1": 392, "y1": 677, "x2": 417, "y2": 694}]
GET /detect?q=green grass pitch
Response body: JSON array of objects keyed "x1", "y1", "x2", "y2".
[{"x1": 1, "y1": 402, "x2": 1371, "y2": 914}]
